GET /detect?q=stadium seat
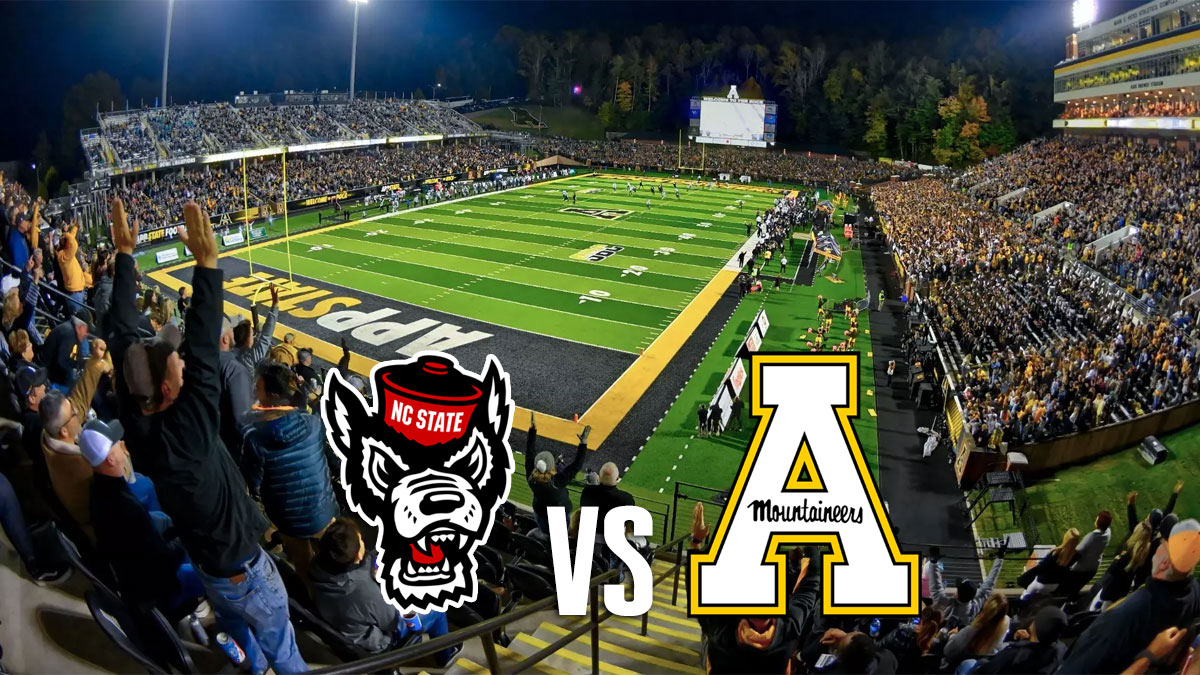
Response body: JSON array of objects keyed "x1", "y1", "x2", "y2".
[
  {"x1": 505, "y1": 563, "x2": 556, "y2": 601},
  {"x1": 85, "y1": 588, "x2": 168, "y2": 675},
  {"x1": 136, "y1": 607, "x2": 198, "y2": 674},
  {"x1": 508, "y1": 531, "x2": 554, "y2": 568},
  {"x1": 446, "y1": 581, "x2": 518, "y2": 647},
  {"x1": 269, "y1": 552, "x2": 419, "y2": 663},
  {"x1": 1062, "y1": 609, "x2": 1101, "y2": 643},
  {"x1": 486, "y1": 520, "x2": 513, "y2": 553},
  {"x1": 474, "y1": 544, "x2": 507, "y2": 587},
  {"x1": 511, "y1": 512, "x2": 540, "y2": 535},
  {"x1": 57, "y1": 528, "x2": 119, "y2": 598},
  {"x1": 285, "y1": 596, "x2": 374, "y2": 663}
]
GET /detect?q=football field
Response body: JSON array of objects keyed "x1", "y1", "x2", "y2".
[{"x1": 149, "y1": 173, "x2": 791, "y2": 448}]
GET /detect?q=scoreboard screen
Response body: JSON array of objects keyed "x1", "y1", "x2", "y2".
[{"x1": 689, "y1": 95, "x2": 777, "y2": 148}]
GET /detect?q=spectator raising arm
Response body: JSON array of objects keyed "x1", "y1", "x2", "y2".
[
  {"x1": 108, "y1": 198, "x2": 141, "y2": 389},
  {"x1": 246, "y1": 285, "x2": 279, "y2": 368},
  {"x1": 172, "y1": 202, "x2": 222, "y2": 414}
]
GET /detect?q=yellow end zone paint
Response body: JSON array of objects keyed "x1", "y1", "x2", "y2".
[{"x1": 147, "y1": 172, "x2": 745, "y2": 450}]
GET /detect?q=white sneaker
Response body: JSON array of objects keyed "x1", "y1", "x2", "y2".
[{"x1": 193, "y1": 599, "x2": 212, "y2": 619}]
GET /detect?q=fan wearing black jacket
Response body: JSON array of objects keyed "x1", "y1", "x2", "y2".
[
  {"x1": 524, "y1": 412, "x2": 589, "y2": 535},
  {"x1": 108, "y1": 198, "x2": 306, "y2": 675},
  {"x1": 687, "y1": 503, "x2": 823, "y2": 674}
]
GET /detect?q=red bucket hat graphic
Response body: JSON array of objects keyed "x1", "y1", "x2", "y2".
[{"x1": 379, "y1": 356, "x2": 482, "y2": 446}]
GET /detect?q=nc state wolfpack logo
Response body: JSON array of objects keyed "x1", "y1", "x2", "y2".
[{"x1": 321, "y1": 352, "x2": 514, "y2": 614}]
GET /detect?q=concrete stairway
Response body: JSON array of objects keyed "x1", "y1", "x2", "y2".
[{"x1": 448, "y1": 559, "x2": 704, "y2": 674}]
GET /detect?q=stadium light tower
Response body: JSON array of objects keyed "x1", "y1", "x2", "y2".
[
  {"x1": 349, "y1": 0, "x2": 368, "y2": 100},
  {"x1": 161, "y1": 0, "x2": 175, "y2": 107},
  {"x1": 1072, "y1": 0, "x2": 1097, "y2": 28}
]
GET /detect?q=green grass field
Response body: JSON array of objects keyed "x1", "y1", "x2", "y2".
[
  {"x1": 622, "y1": 233, "x2": 876, "y2": 483},
  {"x1": 468, "y1": 106, "x2": 605, "y2": 140},
  {"x1": 974, "y1": 424, "x2": 1200, "y2": 587},
  {"x1": 229, "y1": 176, "x2": 779, "y2": 353}
]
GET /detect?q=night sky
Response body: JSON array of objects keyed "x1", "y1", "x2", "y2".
[{"x1": 0, "y1": 0, "x2": 1141, "y2": 162}]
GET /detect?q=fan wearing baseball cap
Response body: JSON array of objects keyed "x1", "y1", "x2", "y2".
[
  {"x1": 82, "y1": 418, "x2": 205, "y2": 617},
  {"x1": 41, "y1": 311, "x2": 91, "y2": 390},
  {"x1": 107, "y1": 198, "x2": 306, "y2": 674},
  {"x1": 1061, "y1": 518, "x2": 1200, "y2": 674}
]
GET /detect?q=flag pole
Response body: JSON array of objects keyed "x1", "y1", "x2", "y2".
[{"x1": 282, "y1": 150, "x2": 294, "y2": 283}]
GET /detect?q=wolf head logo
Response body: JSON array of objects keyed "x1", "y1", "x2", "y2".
[{"x1": 321, "y1": 352, "x2": 514, "y2": 614}]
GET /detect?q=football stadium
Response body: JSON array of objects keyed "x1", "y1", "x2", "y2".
[{"x1": 1, "y1": 0, "x2": 1199, "y2": 673}]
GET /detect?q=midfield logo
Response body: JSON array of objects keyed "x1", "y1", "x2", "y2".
[
  {"x1": 570, "y1": 244, "x2": 624, "y2": 262},
  {"x1": 560, "y1": 207, "x2": 631, "y2": 220}
]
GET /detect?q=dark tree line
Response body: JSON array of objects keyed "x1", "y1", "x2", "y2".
[{"x1": 442, "y1": 23, "x2": 1051, "y2": 166}]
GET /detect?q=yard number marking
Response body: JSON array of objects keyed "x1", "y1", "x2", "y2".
[
  {"x1": 578, "y1": 289, "x2": 611, "y2": 305},
  {"x1": 621, "y1": 265, "x2": 649, "y2": 277}
]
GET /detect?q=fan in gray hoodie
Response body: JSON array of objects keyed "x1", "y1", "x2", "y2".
[
  {"x1": 924, "y1": 546, "x2": 1005, "y2": 629},
  {"x1": 309, "y1": 517, "x2": 461, "y2": 665}
]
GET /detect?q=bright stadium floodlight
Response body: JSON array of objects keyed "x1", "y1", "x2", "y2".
[
  {"x1": 1073, "y1": 0, "x2": 1097, "y2": 28},
  {"x1": 161, "y1": 0, "x2": 175, "y2": 107},
  {"x1": 349, "y1": 0, "x2": 368, "y2": 100}
]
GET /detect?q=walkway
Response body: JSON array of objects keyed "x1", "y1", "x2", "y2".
[{"x1": 858, "y1": 235, "x2": 977, "y2": 576}]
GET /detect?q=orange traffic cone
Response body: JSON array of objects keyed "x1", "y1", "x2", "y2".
[{"x1": 573, "y1": 413, "x2": 579, "y2": 423}]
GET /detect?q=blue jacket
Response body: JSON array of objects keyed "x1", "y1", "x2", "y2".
[
  {"x1": 243, "y1": 408, "x2": 338, "y2": 538},
  {"x1": 6, "y1": 227, "x2": 29, "y2": 271}
]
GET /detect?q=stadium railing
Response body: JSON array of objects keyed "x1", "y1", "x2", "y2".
[
  {"x1": 308, "y1": 531, "x2": 694, "y2": 674},
  {"x1": 1, "y1": 258, "x2": 97, "y2": 327},
  {"x1": 507, "y1": 475, "x2": 673, "y2": 547}
]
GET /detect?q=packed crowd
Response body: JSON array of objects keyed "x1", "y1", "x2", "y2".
[
  {"x1": 676, "y1": 480, "x2": 1200, "y2": 675},
  {"x1": 89, "y1": 99, "x2": 484, "y2": 171},
  {"x1": 966, "y1": 137, "x2": 1200, "y2": 311},
  {"x1": 197, "y1": 103, "x2": 261, "y2": 152},
  {"x1": 531, "y1": 137, "x2": 919, "y2": 193},
  {"x1": 1060, "y1": 96, "x2": 1200, "y2": 119},
  {"x1": 238, "y1": 105, "x2": 310, "y2": 146},
  {"x1": 874, "y1": 179, "x2": 1199, "y2": 447},
  {"x1": 108, "y1": 141, "x2": 521, "y2": 231},
  {"x1": 102, "y1": 115, "x2": 158, "y2": 164},
  {"x1": 0, "y1": 193, "x2": 488, "y2": 671},
  {"x1": 147, "y1": 106, "x2": 207, "y2": 158}
]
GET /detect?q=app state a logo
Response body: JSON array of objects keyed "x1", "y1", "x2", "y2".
[{"x1": 321, "y1": 352, "x2": 515, "y2": 614}]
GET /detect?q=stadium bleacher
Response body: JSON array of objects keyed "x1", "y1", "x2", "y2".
[{"x1": 85, "y1": 98, "x2": 487, "y2": 175}]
